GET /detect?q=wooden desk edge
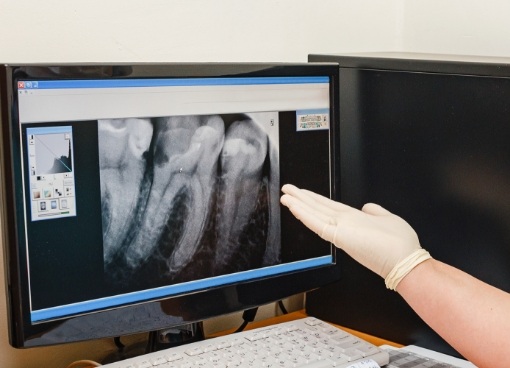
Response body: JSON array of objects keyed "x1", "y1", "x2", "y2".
[{"x1": 210, "y1": 310, "x2": 403, "y2": 348}]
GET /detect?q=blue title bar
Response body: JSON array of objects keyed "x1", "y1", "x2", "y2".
[{"x1": 19, "y1": 76, "x2": 330, "y2": 90}]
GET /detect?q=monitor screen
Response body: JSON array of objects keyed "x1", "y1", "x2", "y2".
[{"x1": 0, "y1": 63, "x2": 340, "y2": 347}]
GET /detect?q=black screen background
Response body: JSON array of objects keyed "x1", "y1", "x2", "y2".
[
  {"x1": 23, "y1": 121, "x2": 104, "y2": 310},
  {"x1": 279, "y1": 111, "x2": 331, "y2": 261}
]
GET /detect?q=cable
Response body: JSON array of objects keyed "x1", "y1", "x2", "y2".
[
  {"x1": 278, "y1": 300, "x2": 288, "y2": 315},
  {"x1": 65, "y1": 360, "x2": 101, "y2": 368},
  {"x1": 113, "y1": 336, "x2": 125, "y2": 352},
  {"x1": 234, "y1": 307, "x2": 258, "y2": 333},
  {"x1": 113, "y1": 336, "x2": 126, "y2": 352}
]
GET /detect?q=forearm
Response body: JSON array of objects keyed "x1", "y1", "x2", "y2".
[{"x1": 397, "y1": 259, "x2": 510, "y2": 367}]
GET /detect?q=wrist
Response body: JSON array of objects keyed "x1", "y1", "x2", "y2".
[{"x1": 384, "y1": 249, "x2": 432, "y2": 290}]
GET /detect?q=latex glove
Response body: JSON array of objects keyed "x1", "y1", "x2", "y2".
[{"x1": 280, "y1": 184, "x2": 431, "y2": 289}]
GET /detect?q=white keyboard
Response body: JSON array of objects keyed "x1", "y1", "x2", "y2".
[{"x1": 101, "y1": 316, "x2": 390, "y2": 367}]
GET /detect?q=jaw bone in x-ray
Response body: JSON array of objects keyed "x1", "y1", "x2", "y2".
[{"x1": 99, "y1": 113, "x2": 280, "y2": 287}]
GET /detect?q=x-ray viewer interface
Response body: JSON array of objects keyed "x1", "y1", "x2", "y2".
[{"x1": 16, "y1": 75, "x2": 332, "y2": 323}]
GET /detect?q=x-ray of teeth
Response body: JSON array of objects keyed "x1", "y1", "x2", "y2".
[{"x1": 99, "y1": 113, "x2": 280, "y2": 288}]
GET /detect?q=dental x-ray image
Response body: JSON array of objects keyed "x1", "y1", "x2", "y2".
[{"x1": 98, "y1": 113, "x2": 280, "y2": 290}]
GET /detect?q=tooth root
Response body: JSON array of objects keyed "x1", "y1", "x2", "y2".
[
  {"x1": 214, "y1": 119, "x2": 269, "y2": 272},
  {"x1": 166, "y1": 119, "x2": 225, "y2": 274},
  {"x1": 98, "y1": 118, "x2": 153, "y2": 265},
  {"x1": 263, "y1": 142, "x2": 281, "y2": 266}
]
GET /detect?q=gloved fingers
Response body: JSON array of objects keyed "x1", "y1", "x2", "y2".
[
  {"x1": 300, "y1": 188, "x2": 354, "y2": 212},
  {"x1": 280, "y1": 192, "x2": 336, "y2": 225},
  {"x1": 280, "y1": 193, "x2": 332, "y2": 226},
  {"x1": 281, "y1": 184, "x2": 353, "y2": 215},
  {"x1": 281, "y1": 194, "x2": 367, "y2": 253},
  {"x1": 280, "y1": 193, "x2": 338, "y2": 242}
]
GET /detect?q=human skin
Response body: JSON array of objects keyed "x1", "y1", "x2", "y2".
[{"x1": 397, "y1": 259, "x2": 510, "y2": 368}]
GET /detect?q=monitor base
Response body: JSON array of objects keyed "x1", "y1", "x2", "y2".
[{"x1": 101, "y1": 322, "x2": 205, "y2": 364}]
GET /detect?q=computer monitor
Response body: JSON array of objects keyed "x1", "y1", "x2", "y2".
[
  {"x1": 0, "y1": 63, "x2": 340, "y2": 349},
  {"x1": 307, "y1": 52, "x2": 510, "y2": 357}
]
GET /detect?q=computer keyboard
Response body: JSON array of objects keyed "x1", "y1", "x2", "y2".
[
  {"x1": 101, "y1": 316, "x2": 390, "y2": 367},
  {"x1": 383, "y1": 348, "x2": 460, "y2": 367}
]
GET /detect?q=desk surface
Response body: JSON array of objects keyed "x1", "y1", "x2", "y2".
[{"x1": 212, "y1": 310, "x2": 403, "y2": 348}]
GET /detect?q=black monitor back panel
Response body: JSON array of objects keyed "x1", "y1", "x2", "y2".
[{"x1": 307, "y1": 52, "x2": 510, "y2": 358}]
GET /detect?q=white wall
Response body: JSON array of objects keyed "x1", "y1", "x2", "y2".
[
  {"x1": 0, "y1": 1, "x2": 401, "y2": 367},
  {"x1": 402, "y1": 0, "x2": 510, "y2": 57},
  {"x1": 0, "y1": 0, "x2": 401, "y2": 63}
]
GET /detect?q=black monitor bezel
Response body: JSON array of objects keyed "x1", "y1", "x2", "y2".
[{"x1": 1, "y1": 62, "x2": 341, "y2": 348}]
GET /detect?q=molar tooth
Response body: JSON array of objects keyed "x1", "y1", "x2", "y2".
[
  {"x1": 123, "y1": 115, "x2": 225, "y2": 274},
  {"x1": 214, "y1": 118, "x2": 269, "y2": 273},
  {"x1": 99, "y1": 118, "x2": 153, "y2": 265},
  {"x1": 99, "y1": 118, "x2": 128, "y2": 133}
]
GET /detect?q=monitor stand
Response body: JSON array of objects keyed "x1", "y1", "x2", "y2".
[{"x1": 102, "y1": 322, "x2": 205, "y2": 364}]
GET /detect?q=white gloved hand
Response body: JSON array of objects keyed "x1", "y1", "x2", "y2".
[{"x1": 280, "y1": 184, "x2": 431, "y2": 290}]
